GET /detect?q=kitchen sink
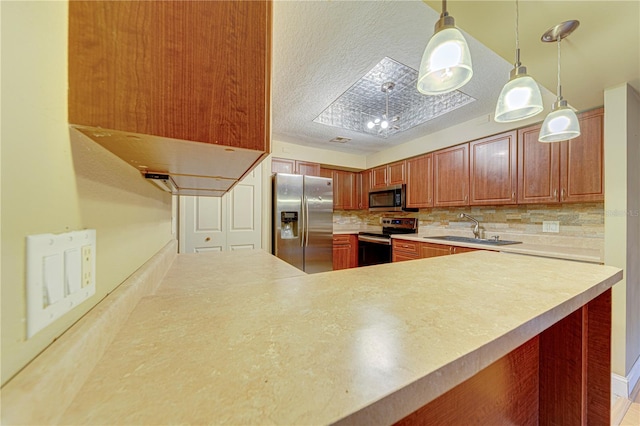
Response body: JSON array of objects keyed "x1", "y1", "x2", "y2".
[{"x1": 425, "y1": 236, "x2": 522, "y2": 246}]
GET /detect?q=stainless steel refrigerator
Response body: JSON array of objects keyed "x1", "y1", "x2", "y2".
[{"x1": 273, "y1": 173, "x2": 333, "y2": 273}]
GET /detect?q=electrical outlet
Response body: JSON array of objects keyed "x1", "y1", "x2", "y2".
[
  {"x1": 543, "y1": 221, "x2": 560, "y2": 233},
  {"x1": 81, "y1": 245, "x2": 93, "y2": 287}
]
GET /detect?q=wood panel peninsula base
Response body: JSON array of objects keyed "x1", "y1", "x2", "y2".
[
  {"x1": 395, "y1": 289, "x2": 611, "y2": 425},
  {"x1": 2, "y1": 250, "x2": 622, "y2": 425}
]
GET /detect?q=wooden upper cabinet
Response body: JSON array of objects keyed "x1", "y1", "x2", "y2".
[
  {"x1": 406, "y1": 154, "x2": 433, "y2": 208},
  {"x1": 319, "y1": 168, "x2": 334, "y2": 179},
  {"x1": 388, "y1": 161, "x2": 406, "y2": 185},
  {"x1": 296, "y1": 161, "x2": 321, "y2": 177},
  {"x1": 560, "y1": 108, "x2": 604, "y2": 202},
  {"x1": 333, "y1": 170, "x2": 358, "y2": 210},
  {"x1": 358, "y1": 170, "x2": 371, "y2": 209},
  {"x1": 371, "y1": 165, "x2": 388, "y2": 189},
  {"x1": 68, "y1": 1, "x2": 272, "y2": 195},
  {"x1": 371, "y1": 161, "x2": 406, "y2": 189},
  {"x1": 271, "y1": 158, "x2": 295, "y2": 174},
  {"x1": 470, "y1": 131, "x2": 517, "y2": 205},
  {"x1": 434, "y1": 144, "x2": 469, "y2": 207},
  {"x1": 271, "y1": 158, "x2": 320, "y2": 176},
  {"x1": 517, "y1": 108, "x2": 603, "y2": 204},
  {"x1": 518, "y1": 124, "x2": 561, "y2": 204}
]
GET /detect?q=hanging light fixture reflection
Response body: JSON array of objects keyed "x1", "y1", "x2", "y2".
[
  {"x1": 538, "y1": 20, "x2": 581, "y2": 143},
  {"x1": 417, "y1": 0, "x2": 473, "y2": 95},
  {"x1": 494, "y1": 0, "x2": 543, "y2": 123}
]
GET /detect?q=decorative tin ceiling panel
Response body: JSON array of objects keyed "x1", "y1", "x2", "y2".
[{"x1": 313, "y1": 57, "x2": 476, "y2": 138}]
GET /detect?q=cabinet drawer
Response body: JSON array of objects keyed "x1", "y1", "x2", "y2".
[
  {"x1": 392, "y1": 239, "x2": 420, "y2": 255},
  {"x1": 332, "y1": 234, "x2": 351, "y2": 245}
]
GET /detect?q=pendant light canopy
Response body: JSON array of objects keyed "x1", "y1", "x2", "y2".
[
  {"x1": 494, "y1": 0, "x2": 543, "y2": 123},
  {"x1": 538, "y1": 20, "x2": 581, "y2": 143},
  {"x1": 417, "y1": 0, "x2": 473, "y2": 95}
]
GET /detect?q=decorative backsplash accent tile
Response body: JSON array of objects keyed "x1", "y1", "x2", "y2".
[{"x1": 333, "y1": 203, "x2": 604, "y2": 239}]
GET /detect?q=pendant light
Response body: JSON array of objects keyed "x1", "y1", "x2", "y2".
[
  {"x1": 417, "y1": 0, "x2": 473, "y2": 95},
  {"x1": 494, "y1": 0, "x2": 543, "y2": 123},
  {"x1": 538, "y1": 20, "x2": 581, "y2": 143}
]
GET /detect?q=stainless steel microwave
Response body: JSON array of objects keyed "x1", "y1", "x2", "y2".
[{"x1": 368, "y1": 185, "x2": 418, "y2": 212}]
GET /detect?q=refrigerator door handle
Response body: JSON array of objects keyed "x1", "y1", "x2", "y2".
[
  {"x1": 304, "y1": 196, "x2": 310, "y2": 247},
  {"x1": 300, "y1": 197, "x2": 305, "y2": 247}
]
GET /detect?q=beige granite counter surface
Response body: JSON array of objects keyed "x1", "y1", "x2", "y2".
[
  {"x1": 60, "y1": 250, "x2": 621, "y2": 425},
  {"x1": 393, "y1": 233, "x2": 603, "y2": 263}
]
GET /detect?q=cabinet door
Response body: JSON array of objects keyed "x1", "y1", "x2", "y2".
[
  {"x1": 434, "y1": 144, "x2": 470, "y2": 207},
  {"x1": 296, "y1": 161, "x2": 321, "y2": 177},
  {"x1": 348, "y1": 234, "x2": 359, "y2": 268},
  {"x1": 560, "y1": 108, "x2": 604, "y2": 203},
  {"x1": 451, "y1": 246, "x2": 478, "y2": 254},
  {"x1": 334, "y1": 170, "x2": 357, "y2": 210},
  {"x1": 406, "y1": 154, "x2": 433, "y2": 208},
  {"x1": 388, "y1": 161, "x2": 406, "y2": 185},
  {"x1": 421, "y1": 243, "x2": 452, "y2": 258},
  {"x1": 517, "y1": 124, "x2": 561, "y2": 204},
  {"x1": 393, "y1": 252, "x2": 420, "y2": 262},
  {"x1": 470, "y1": 132, "x2": 517, "y2": 205},
  {"x1": 271, "y1": 157, "x2": 295, "y2": 174},
  {"x1": 358, "y1": 170, "x2": 371, "y2": 209},
  {"x1": 371, "y1": 166, "x2": 388, "y2": 189},
  {"x1": 319, "y1": 168, "x2": 334, "y2": 179},
  {"x1": 69, "y1": 1, "x2": 270, "y2": 152},
  {"x1": 333, "y1": 244, "x2": 351, "y2": 270}
]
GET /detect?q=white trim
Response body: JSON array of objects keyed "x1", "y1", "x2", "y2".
[{"x1": 612, "y1": 355, "x2": 640, "y2": 398}]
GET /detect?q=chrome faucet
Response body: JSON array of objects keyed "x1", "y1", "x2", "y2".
[{"x1": 459, "y1": 213, "x2": 481, "y2": 239}]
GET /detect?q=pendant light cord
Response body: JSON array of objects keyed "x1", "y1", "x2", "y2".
[
  {"x1": 557, "y1": 37, "x2": 562, "y2": 99},
  {"x1": 514, "y1": 0, "x2": 520, "y2": 66}
]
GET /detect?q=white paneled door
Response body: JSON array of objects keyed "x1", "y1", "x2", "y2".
[{"x1": 179, "y1": 167, "x2": 262, "y2": 253}]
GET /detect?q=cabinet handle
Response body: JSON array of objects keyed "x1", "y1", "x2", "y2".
[
  {"x1": 512, "y1": 191, "x2": 515, "y2": 200},
  {"x1": 553, "y1": 189, "x2": 557, "y2": 198},
  {"x1": 449, "y1": 246, "x2": 454, "y2": 254},
  {"x1": 561, "y1": 188, "x2": 565, "y2": 200}
]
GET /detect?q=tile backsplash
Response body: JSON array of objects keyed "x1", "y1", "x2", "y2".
[{"x1": 334, "y1": 203, "x2": 604, "y2": 239}]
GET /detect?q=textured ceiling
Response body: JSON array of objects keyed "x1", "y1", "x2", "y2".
[
  {"x1": 272, "y1": 0, "x2": 639, "y2": 156},
  {"x1": 271, "y1": 0, "x2": 527, "y2": 155}
]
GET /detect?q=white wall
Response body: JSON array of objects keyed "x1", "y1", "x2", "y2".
[
  {"x1": 604, "y1": 83, "x2": 640, "y2": 392},
  {"x1": 1, "y1": 1, "x2": 173, "y2": 385}
]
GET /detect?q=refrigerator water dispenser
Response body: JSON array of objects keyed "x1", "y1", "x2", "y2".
[{"x1": 280, "y1": 211, "x2": 298, "y2": 239}]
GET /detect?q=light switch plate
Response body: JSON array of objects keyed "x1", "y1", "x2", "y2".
[{"x1": 26, "y1": 230, "x2": 96, "y2": 338}]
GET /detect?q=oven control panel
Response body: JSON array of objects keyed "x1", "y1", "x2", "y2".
[{"x1": 381, "y1": 217, "x2": 417, "y2": 231}]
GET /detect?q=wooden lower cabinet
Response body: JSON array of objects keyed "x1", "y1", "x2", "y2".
[
  {"x1": 421, "y1": 243, "x2": 453, "y2": 258},
  {"x1": 333, "y1": 234, "x2": 358, "y2": 270},
  {"x1": 392, "y1": 240, "x2": 421, "y2": 262},
  {"x1": 394, "y1": 239, "x2": 479, "y2": 262},
  {"x1": 396, "y1": 289, "x2": 612, "y2": 425}
]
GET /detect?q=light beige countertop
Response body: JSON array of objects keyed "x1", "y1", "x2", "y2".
[
  {"x1": 393, "y1": 232, "x2": 603, "y2": 263},
  {"x1": 60, "y1": 249, "x2": 621, "y2": 425}
]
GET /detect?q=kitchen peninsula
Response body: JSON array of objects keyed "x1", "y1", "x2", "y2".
[{"x1": 3, "y1": 248, "x2": 622, "y2": 425}]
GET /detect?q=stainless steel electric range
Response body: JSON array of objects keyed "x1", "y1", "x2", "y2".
[{"x1": 357, "y1": 217, "x2": 418, "y2": 266}]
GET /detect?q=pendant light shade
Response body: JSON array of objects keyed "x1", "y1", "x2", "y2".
[
  {"x1": 417, "y1": 1, "x2": 472, "y2": 95},
  {"x1": 495, "y1": 72, "x2": 543, "y2": 122},
  {"x1": 494, "y1": 0, "x2": 543, "y2": 123},
  {"x1": 539, "y1": 101, "x2": 581, "y2": 142},
  {"x1": 538, "y1": 20, "x2": 581, "y2": 143}
]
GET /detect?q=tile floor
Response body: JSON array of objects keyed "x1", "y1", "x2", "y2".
[{"x1": 619, "y1": 385, "x2": 640, "y2": 425}]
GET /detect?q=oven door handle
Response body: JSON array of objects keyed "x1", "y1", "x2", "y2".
[{"x1": 358, "y1": 235, "x2": 392, "y2": 245}]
